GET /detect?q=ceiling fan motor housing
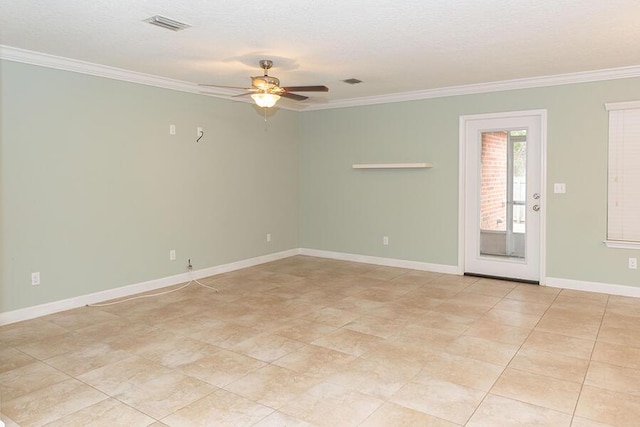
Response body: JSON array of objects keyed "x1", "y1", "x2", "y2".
[
  {"x1": 200, "y1": 59, "x2": 327, "y2": 103},
  {"x1": 251, "y1": 75, "x2": 282, "y2": 92}
]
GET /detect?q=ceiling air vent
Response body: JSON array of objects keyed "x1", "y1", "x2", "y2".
[
  {"x1": 342, "y1": 78, "x2": 363, "y2": 85},
  {"x1": 144, "y1": 15, "x2": 190, "y2": 31}
]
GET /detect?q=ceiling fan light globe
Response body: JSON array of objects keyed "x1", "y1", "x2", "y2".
[{"x1": 251, "y1": 93, "x2": 280, "y2": 108}]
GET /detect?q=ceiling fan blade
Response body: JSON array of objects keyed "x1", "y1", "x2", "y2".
[
  {"x1": 282, "y1": 85, "x2": 329, "y2": 92},
  {"x1": 232, "y1": 92, "x2": 256, "y2": 98},
  {"x1": 281, "y1": 92, "x2": 309, "y2": 101}
]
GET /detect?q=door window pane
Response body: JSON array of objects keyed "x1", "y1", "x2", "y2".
[
  {"x1": 479, "y1": 129, "x2": 527, "y2": 258},
  {"x1": 512, "y1": 135, "x2": 527, "y2": 234},
  {"x1": 480, "y1": 131, "x2": 507, "y2": 232}
]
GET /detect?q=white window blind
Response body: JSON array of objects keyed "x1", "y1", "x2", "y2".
[{"x1": 606, "y1": 101, "x2": 640, "y2": 246}]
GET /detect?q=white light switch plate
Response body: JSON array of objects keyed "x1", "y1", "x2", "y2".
[{"x1": 554, "y1": 183, "x2": 566, "y2": 194}]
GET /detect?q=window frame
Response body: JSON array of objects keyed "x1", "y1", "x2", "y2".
[{"x1": 604, "y1": 100, "x2": 640, "y2": 250}]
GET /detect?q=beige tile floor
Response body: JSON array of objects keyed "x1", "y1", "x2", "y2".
[{"x1": 1, "y1": 255, "x2": 640, "y2": 426}]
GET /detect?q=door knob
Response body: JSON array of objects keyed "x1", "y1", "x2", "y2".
[{"x1": 532, "y1": 205, "x2": 540, "y2": 211}]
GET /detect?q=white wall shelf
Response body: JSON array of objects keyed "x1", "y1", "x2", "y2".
[{"x1": 352, "y1": 162, "x2": 432, "y2": 169}]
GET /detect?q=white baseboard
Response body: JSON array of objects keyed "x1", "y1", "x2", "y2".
[
  {"x1": 189, "y1": 249, "x2": 301, "y2": 280},
  {"x1": 545, "y1": 276, "x2": 640, "y2": 298},
  {"x1": 300, "y1": 249, "x2": 640, "y2": 299},
  {"x1": 0, "y1": 249, "x2": 300, "y2": 326},
  {"x1": 5, "y1": 250, "x2": 639, "y2": 326},
  {"x1": 299, "y1": 248, "x2": 460, "y2": 275}
]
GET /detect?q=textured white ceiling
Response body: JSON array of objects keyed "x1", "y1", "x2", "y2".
[{"x1": 2, "y1": 0, "x2": 640, "y2": 106}]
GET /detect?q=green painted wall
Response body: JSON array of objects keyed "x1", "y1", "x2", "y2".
[
  {"x1": 300, "y1": 78, "x2": 640, "y2": 287},
  {"x1": 1, "y1": 60, "x2": 300, "y2": 312},
  {"x1": 2, "y1": 59, "x2": 640, "y2": 314}
]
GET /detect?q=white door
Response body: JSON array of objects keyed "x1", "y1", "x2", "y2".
[{"x1": 460, "y1": 111, "x2": 546, "y2": 282}]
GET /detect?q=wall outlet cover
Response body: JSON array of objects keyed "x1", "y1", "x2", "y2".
[{"x1": 553, "y1": 183, "x2": 566, "y2": 194}]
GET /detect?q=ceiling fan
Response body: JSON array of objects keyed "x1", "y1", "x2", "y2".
[{"x1": 200, "y1": 59, "x2": 329, "y2": 108}]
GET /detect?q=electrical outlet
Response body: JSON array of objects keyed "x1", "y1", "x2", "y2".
[
  {"x1": 554, "y1": 183, "x2": 566, "y2": 194},
  {"x1": 383, "y1": 236, "x2": 389, "y2": 246},
  {"x1": 31, "y1": 272, "x2": 40, "y2": 286},
  {"x1": 629, "y1": 257, "x2": 637, "y2": 269},
  {"x1": 169, "y1": 124, "x2": 176, "y2": 135},
  {"x1": 266, "y1": 233, "x2": 271, "y2": 242},
  {"x1": 197, "y1": 127, "x2": 203, "y2": 137},
  {"x1": 170, "y1": 249, "x2": 176, "y2": 261}
]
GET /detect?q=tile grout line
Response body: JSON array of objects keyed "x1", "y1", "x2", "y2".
[
  {"x1": 568, "y1": 292, "x2": 611, "y2": 426},
  {"x1": 460, "y1": 284, "x2": 556, "y2": 425}
]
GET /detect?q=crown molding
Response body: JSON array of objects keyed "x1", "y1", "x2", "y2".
[
  {"x1": 1, "y1": 45, "x2": 202, "y2": 93},
  {"x1": 305, "y1": 65, "x2": 640, "y2": 111},
  {"x1": 0, "y1": 45, "x2": 303, "y2": 110},
  {"x1": 3, "y1": 45, "x2": 640, "y2": 112}
]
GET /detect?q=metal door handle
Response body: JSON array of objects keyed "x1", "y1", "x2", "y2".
[{"x1": 532, "y1": 205, "x2": 540, "y2": 211}]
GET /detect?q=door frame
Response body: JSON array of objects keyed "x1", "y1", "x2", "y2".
[{"x1": 458, "y1": 109, "x2": 548, "y2": 283}]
